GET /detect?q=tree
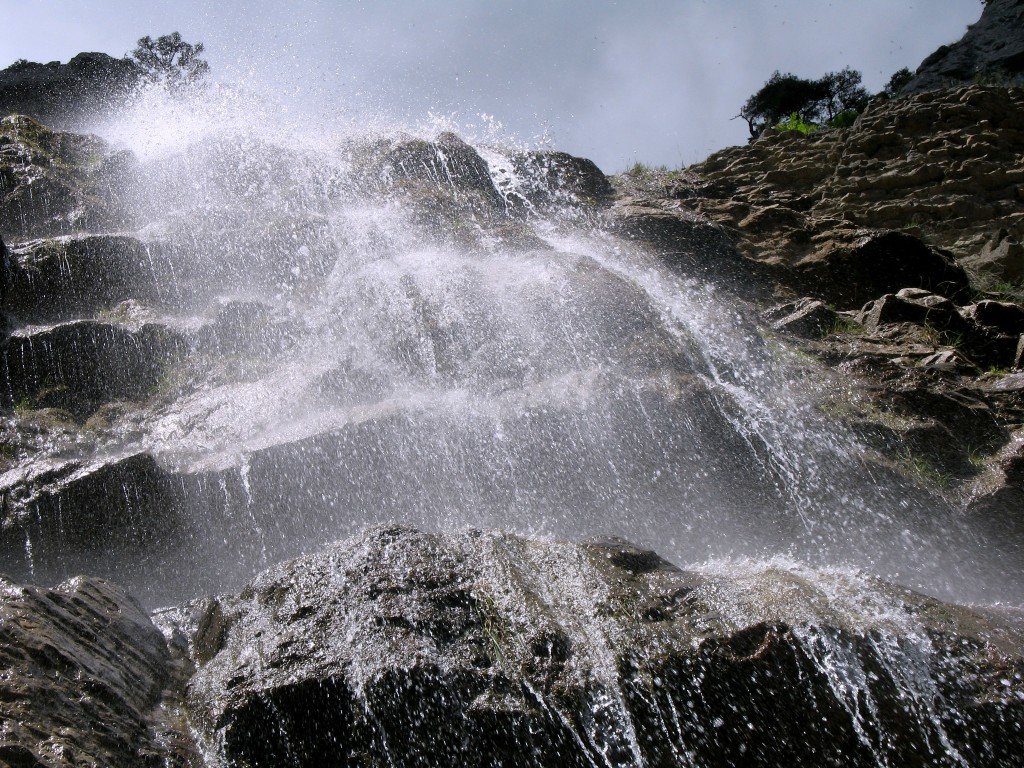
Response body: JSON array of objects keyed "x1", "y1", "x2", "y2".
[
  {"x1": 738, "y1": 71, "x2": 827, "y2": 138},
  {"x1": 818, "y1": 67, "x2": 870, "y2": 120},
  {"x1": 882, "y1": 67, "x2": 914, "y2": 98},
  {"x1": 738, "y1": 67, "x2": 870, "y2": 138},
  {"x1": 130, "y1": 32, "x2": 209, "y2": 89}
]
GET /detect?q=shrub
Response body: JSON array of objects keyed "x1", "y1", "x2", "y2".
[
  {"x1": 774, "y1": 113, "x2": 819, "y2": 135},
  {"x1": 882, "y1": 67, "x2": 914, "y2": 97},
  {"x1": 739, "y1": 68, "x2": 868, "y2": 138}
]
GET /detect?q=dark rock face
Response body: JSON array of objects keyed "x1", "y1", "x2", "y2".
[
  {"x1": 3, "y1": 235, "x2": 178, "y2": 322},
  {"x1": 796, "y1": 232, "x2": 970, "y2": 310},
  {"x1": 0, "y1": 54, "x2": 141, "y2": 129},
  {"x1": 903, "y1": 0, "x2": 1024, "y2": 94},
  {"x1": 0, "y1": 451, "x2": 184, "y2": 588},
  {"x1": 0, "y1": 319, "x2": 188, "y2": 417},
  {"x1": 0, "y1": 575, "x2": 198, "y2": 767},
  {"x1": 0, "y1": 115, "x2": 136, "y2": 241},
  {"x1": 507, "y1": 150, "x2": 613, "y2": 209},
  {"x1": 183, "y1": 527, "x2": 1024, "y2": 768}
]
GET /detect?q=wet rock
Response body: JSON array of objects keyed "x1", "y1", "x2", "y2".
[
  {"x1": 0, "y1": 53, "x2": 142, "y2": 128},
  {"x1": 356, "y1": 132, "x2": 503, "y2": 206},
  {"x1": 968, "y1": 429, "x2": 1024, "y2": 548},
  {"x1": 0, "y1": 451, "x2": 184, "y2": 589},
  {"x1": 506, "y1": 150, "x2": 613, "y2": 209},
  {"x1": 183, "y1": 527, "x2": 1024, "y2": 768},
  {"x1": 606, "y1": 201, "x2": 759, "y2": 287},
  {"x1": 797, "y1": 232, "x2": 970, "y2": 310},
  {"x1": 0, "y1": 115, "x2": 134, "y2": 241},
  {"x1": 199, "y1": 298, "x2": 293, "y2": 358},
  {"x1": 767, "y1": 297, "x2": 838, "y2": 337},
  {"x1": 920, "y1": 348, "x2": 979, "y2": 374},
  {"x1": 2, "y1": 235, "x2": 178, "y2": 322},
  {"x1": 0, "y1": 319, "x2": 188, "y2": 418},
  {"x1": 902, "y1": 0, "x2": 1024, "y2": 94},
  {"x1": 0, "y1": 574, "x2": 198, "y2": 767}
]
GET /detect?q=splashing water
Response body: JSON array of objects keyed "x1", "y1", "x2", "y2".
[{"x1": 1, "y1": 81, "x2": 1001, "y2": 609}]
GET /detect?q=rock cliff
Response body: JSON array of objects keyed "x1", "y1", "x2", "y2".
[
  {"x1": 3, "y1": 29, "x2": 1024, "y2": 766},
  {"x1": 614, "y1": 85, "x2": 1024, "y2": 530},
  {"x1": 903, "y1": 0, "x2": 1024, "y2": 93},
  {"x1": 3, "y1": 527, "x2": 1022, "y2": 767}
]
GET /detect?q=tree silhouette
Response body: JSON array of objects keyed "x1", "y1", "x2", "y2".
[{"x1": 130, "y1": 32, "x2": 209, "y2": 89}]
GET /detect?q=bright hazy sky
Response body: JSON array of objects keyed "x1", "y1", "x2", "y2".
[{"x1": 2, "y1": 0, "x2": 982, "y2": 171}]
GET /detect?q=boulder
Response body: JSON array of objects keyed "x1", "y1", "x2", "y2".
[
  {"x1": 767, "y1": 297, "x2": 838, "y2": 337},
  {"x1": 0, "y1": 575, "x2": 197, "y2": 767},
  {"x1": 856, "y1": 290, "x2": 969, "y2": 334},
  {"x1": 0, "y1": 53, "x2": 142, "y2": 128},
  {"x1": 796, "y1": 231, "x2": 971, "y2": 309},
  {"x1": 184, "y1": 527, "x2": 1024, "y2": 768},
  {"x1": 902, "y1": 0, "x2": 1024, "y2": 94},
  {"x1": 962, "y1": 228, "x2": 1024, "y2": 283}
]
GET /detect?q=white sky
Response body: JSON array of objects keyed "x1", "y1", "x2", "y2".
[{"x1": 1, "y1": 0, "x2": 982, "y2": 171}]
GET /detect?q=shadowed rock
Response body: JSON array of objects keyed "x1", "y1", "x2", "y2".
[
  {"x1": 3, "y1": 235, "x2": 179, "y2": 322},
  {"x1": 0, "y1": 575, "x2": 198, "y2": 767},
  {"x1": 180, "y1": 527, "x2": 1024, "y2": 768},
  {"x1": 0, "y1": 53, "x2": 142, "y2": 128},
  {"x1": 902, "y1": 0, "x2": 1024, "y2": 94}
]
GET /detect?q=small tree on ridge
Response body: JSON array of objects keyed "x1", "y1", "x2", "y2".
[{"x1": 131, "y1": 32, "x2": 209, "y2": 89}]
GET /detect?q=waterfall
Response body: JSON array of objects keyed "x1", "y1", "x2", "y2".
[{"x1": 8, "y1": 83, "x2": 992, "y2": 608}]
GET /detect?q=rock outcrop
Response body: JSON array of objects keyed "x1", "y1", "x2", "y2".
[
  {"x1": 177, "y1": 527, "x2": 1024, "y2": 767},
  {"x1": 614, "y1": 84, "x2": 1024, "y2": 511},
  {"x1": 0, "y1": 575, "x2": 198, "y2": 767},
  {"x1": 0, "y1": 115, "x2": 136, "y2": 241},
  {"x1": 2, "y1": 528, "x2": 1019, "y2": 767},
  {"x1": 903, "y1": 0, "x2": 1024, "y2": 93},
  {"x1": 0, "y1": 54, "x2": 141, "y2": 129}
]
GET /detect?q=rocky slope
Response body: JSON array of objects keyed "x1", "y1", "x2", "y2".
[
  {"x1": 903, "y1": 0, "x2": 1024, "y2": 93},
  {"x1": 3, "y1": 43, "x2": 1024, "y2": 767},
  {"x1": 612, "y1": 84, "x2": 1024, "y2": 533},
  {"x1": 4, "y1": 527, "x2": 1023, "y2": 767}
]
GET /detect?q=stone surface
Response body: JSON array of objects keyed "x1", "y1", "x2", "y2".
[
  {"x1": 3, "y1": 235, "x2": 179, "y2": 321},
  {"x1": 963, "y1": 227, "x2": 1024, "y2": 281},
  {"x1": 0, "y1": 575, "x2": 198, "y2": 767},
  {"x1": 0, "y1": 319, "x2": 188, "y2": 418},
  {"x1": 638, "y1": 86, "x2": 1024, "y2": 279},
  {"x1": 767, "y1": 297, "x2": 838, "y2": 337},
  {"x1": 903, "y1": 0, "x2": 1024, "y2": 94},
  {"x1": 0, "y1": 115, "x2": 135, "y2": 241},
  {"x1": 182, "y1": 527, "x2": 1024, "y2": 768},
  {"x1": 0, "y1": 53, "x2": 141, "y2": 129}
]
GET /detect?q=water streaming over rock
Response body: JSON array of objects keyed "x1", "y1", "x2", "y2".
[{"x1": 1, "y1": 86, "x2": 1023, "y2": 766}]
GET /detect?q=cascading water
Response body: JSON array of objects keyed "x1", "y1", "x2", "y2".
[
  {"x1": 3, "y1": 83, "x2": 989, "y2": 608},
  {"x1": 3, "y1": 81, "x2": 1022, "y2": 768}
]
